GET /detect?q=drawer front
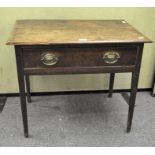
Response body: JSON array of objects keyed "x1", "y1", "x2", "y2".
[{"x1": 23, "y1": 46, "x2": 137, "y2": 69}]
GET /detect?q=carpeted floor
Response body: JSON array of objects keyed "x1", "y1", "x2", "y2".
[{"x1": 0, "y1": 92, "x2": 154, "y2": 147}]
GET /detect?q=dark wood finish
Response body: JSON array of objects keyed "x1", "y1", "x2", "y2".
[
  {"x1": 127, "y1": 44, "x2": 144, "y2": 132},
  {"x1": 15, "y1": 46, "x2": 29, "y2": 137},
  {"x1": 24, "y1": 66, "x2": 135, "y2": 75},
  {"x1": 108, "y1": 73, "x2": 115, "y2": 97},
  {"x1": 22, "y1": 44, "x2": 138, "y2": 75},
  {"x1": 7, "y1": 20, "x2": 152, "y2": 137},
  {"x1": 25, "y1": 74, "x2": 31, "y2": 103},
  {"x1": 23, "y1": 46, "x2": 137, "y2": 67}
]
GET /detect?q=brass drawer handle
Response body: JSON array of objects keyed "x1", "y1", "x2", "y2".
[
  {"x1": 41, "y1": 53, "x2": 58, "y2": 66},
  {"x1": 103, "y1": 51, "x2": 120, "y2": 64}
]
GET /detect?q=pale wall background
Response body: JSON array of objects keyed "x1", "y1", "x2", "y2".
[{"x1": 0, "y1": 7, "x2": 155, "y2": 93}]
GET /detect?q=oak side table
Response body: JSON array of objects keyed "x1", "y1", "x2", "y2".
[{"x1": 7, "y1": 20, "x2": 152, "y2": 137}]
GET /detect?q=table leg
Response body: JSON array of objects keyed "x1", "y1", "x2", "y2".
[
  {"x1": 15, "y1": 46, "x2": 29, "y2": 137},
  {"x1": 126, "y1": 72, "x2": 139, "y2": 132},
  {"x1": 126, "y1": 44, "x2": 144, "y2": 132},
  {"x1": 25, "y1": 74, "x2": 31, "y2": 103},
  {"x1": 108, "y1": 73, "x2": 115, "y2": 97}
]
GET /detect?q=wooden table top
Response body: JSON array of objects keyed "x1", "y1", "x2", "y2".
[{"x1": 6, "y1": 20, "x2": 152, "y2": 45}]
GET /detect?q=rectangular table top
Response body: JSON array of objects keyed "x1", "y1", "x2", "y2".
[{"x1": 6, "y1": 20, "x2": 152, "y2": 45}]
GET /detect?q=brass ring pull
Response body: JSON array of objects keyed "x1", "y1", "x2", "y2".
[
  {"x1": 41, "y1": 53, "x2": 58, "y2": 66},
  {"x1": 103, "y1": 51, "x2": 120, "y2": 64}
]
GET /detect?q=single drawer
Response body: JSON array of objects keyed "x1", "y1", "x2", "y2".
[
  {"x1": 22, "y1": 46, "x2": 138, "y2": 73},
  {"x1": 23, "y1": 46, "x2": 137, "y2": 68}
]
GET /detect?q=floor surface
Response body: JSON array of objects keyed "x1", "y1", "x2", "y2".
[{"x1": 0, "y1": 92, "x2": 154, "y2": 147}]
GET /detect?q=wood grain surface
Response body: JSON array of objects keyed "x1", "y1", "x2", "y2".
[{"x1": 6, "y1": 20, "x2": 152, "y2": 45}]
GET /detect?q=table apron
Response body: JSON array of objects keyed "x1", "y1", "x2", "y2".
[{"x1": 23, "y1": 65, "x2": 135, "y2": 75}]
